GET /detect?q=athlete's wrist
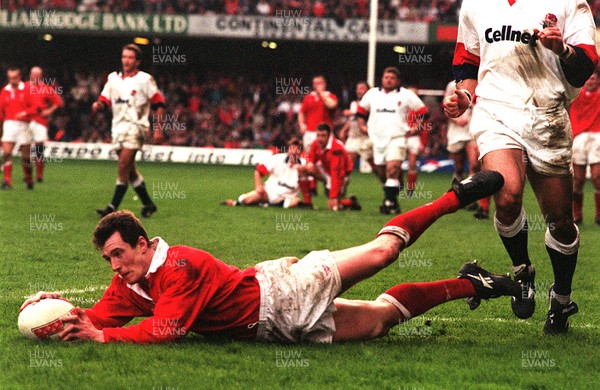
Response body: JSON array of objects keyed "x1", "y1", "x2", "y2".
[{"x1": 558, "y1": 44, "x2": 574, "y2": 61}]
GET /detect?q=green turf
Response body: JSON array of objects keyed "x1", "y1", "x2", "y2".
[{"x1": 1, "y1": 160, "x2": 599, "y2": 390}]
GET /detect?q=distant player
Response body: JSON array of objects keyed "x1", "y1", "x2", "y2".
[
  {"x1": 29, "y1": 66, "x2": 64, "y2": 183},
  {"x1": 93, "y1": 44, "x2": 165, "y2": 218},
  {"x1": 0, "y1": 67, "x2": 37, "y2": 190},
  {"x1": 221, "y1": 137, "x2": 308, "y2": 208},
  {"x1": 405, "y1": 87, "x2": 430, "y2": 198},
  {"x1": 357, "y1": 67, "x2": 428, "y2": 214},
  {"x1": 339, "y1": 81, "x2": 382, "y2": 181},
  {"x1": 443, "y1": 80, "x2": 490, "y2": 219},
  {"x1": 570, "y1": 68, "x2": 600, "y2": 225},
  {"x1": 22, "y1": 171, "x2": 521, "y2": 344},
  {"x1": 298, "y1": 75, "x2": 338, "y2": 152},
  {"x1": 301, "y1": 124, "x2": 360, "y2": 211},
  {"x1": 444, "y1": 0, "x2": 598, "y2": 333}
]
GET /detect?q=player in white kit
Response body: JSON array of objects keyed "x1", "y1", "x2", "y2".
[
  {"x1": 444, "y1": 0, "x2": 598, "y2": 333},
  {"x1": 93, "y1": 44, "x2": 166, "y2": 218},
  {"x1": 222, "y1": 137, "x2": 308, "y2": 208},
  {"x1": 357, "y1": 67, "x2": 428, "y2": 214}
]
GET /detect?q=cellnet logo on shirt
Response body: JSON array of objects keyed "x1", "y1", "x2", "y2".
[
  {"x1": 115, "y1": 97, "x2": 130, "y2": 104},
  {"x1": 375, "y1": 108, "x2": 397, "y2": 114},
  {"x1": 484, "y1": 26, "x2": 538, "y2": 45}
]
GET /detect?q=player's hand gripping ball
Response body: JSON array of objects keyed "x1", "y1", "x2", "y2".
[{"x1": 18, "y1": 298, "x2": 76, "y2": 340}]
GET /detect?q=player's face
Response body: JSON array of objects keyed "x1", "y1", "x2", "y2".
[
  {"x1": 316, "y1": 130, "x2": 329, "y2": 149},
  {"x1": 7, "y1": 70, "x2": 21, "y2": 88},
  {"x1": 121, "y1": 49, "x2": 140, "y2": 74},
  {"x1": 101, "y1": 232, "x2": 150, "y2": 285},
  {"x1": 29, "y1": 68, "x2": 43, "y2": 83},
  {"x1": 313, "y1": 77, "x2": 326, "y2": 93},
  {"x1": 584, "y1": 73, "x2": 599, "y2": 92},
  {"x1": 287, "y1": 144, "x2": 301, "y2": 161},
  {"x1": 356, "y1": 83, "x2": 368, "y2": 100},
  {"x1": 381, "y1": 72, "x2": 399, "y2": 91}
]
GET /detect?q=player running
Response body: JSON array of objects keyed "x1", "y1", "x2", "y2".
[
  {"x1": 93, "y1": 44, "x2": 166, "y2": 218},
  {"x1": 357, "y1": 67, "x2": 428, "y2": 214},
  {"x1": 221, "y1": 137, "x2": 309, "y2": 208},
  {"x1": 23, "y1": 171, "x2": 522, "y2": 344},
  {"x1": 339, "y1": 81, "x2": 382, "y2": 182},
  {"x1": 0, "y1": 67, "x2": 38, "y2": 190},
  {"x1": 300, "y1": 124, "x2": 360, "y2": 211},
  {"x1": 570, "y1": 68, "x2": 600, "y2": 225},
  {"x1": 444, "y1": 0, "x2": 598, "y2": 333},
  {"x1": 28, "y1": 66, "x2": 64, "y2": 183}
]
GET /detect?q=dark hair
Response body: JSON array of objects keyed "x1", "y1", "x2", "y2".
[
  {"x1": 122, "y1": 43, "x2": 142, "y2": 61},
  {"x1": 316, "y1": 123, "x2": 332, "y2": 134},
  {"x1": 287, "y1": 136, "x2": 302, "y2": 146},
  {"x1": 383, "y1": 66, "x2": 400, "y2": 78},
  {"x1": 356, "y1": 80, "x2": 370, "y2": 88},
  {"x1": 7, "y1": 66, "x2": 21, "y2": 74},
  {"x1": 93, "y1": 210, "x2": 149, "y2": 250},
  {"x1": 313, "y1": 74, "x2": 327, "y2": 83}
]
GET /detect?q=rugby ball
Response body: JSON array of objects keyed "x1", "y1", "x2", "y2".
[{"x1": 18, "y1": 298, "x2": 75, "y2": 340}]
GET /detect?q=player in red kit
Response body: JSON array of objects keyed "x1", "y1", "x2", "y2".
[
  {"x1": 28, "y1": 66, "x2": 64, "y2": 183},
  {"x1": 22, "y1": 170, "x2": 523, "y2": 344},
  {"x1": 0, "y1": 67, "x2": 38, "y2": 190},
  {"x1": 298, "y1": 75, "x2": 338, "y2": 152},
  {"x1": 301, "y1": 124, "x2": 360, "y2": 211},
  {"x1": 570, "y1": 68, "x2": 600, "y2": 225}
]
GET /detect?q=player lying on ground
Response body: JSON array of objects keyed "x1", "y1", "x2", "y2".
[
  {"x1": 221, "y1": 137, "x2": 310, "y2": 209},
  {"x1": 22, "y1": 171, "x2": 522, "y2": 344}
]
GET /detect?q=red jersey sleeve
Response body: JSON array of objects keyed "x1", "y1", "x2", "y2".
[
  {"x1": 85, "y1": 275, "x2": 153, "y2": 329},
  {"x1": 100, "y1": 250, "x2": 225, "y2": 344},
  {"x1": 308, "y1": 141, "x2": 319, "y2": 163}
]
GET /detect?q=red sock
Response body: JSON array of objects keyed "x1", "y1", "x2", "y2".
[
  {"x1": 341, "y1": 198, "x2": 352, "y2": 208},
  {"x1": 595, "y1": 192, "x2": 600, "y2": 220},
  {"x1": 36, "y1": 159, "x2": 44, "y2": 181},
  {"x1": 479, "y1": 196, "x2": 490, "y2": 212},
  {"x1": 407, "y1": 170, "x2": 417, "y2": 191},
  {"x1": 573, "y1": 192, "x2": 583, "y2": 221},
  {"x1": 299, "y1": 178, "x2": 311, "y2": 204},
  {"x1": 379, "y1": 191, "x2": 460, "y2": 246},
  {"x1": 309, "y1": 177, "x2": 316, "y2": 191},
  {"x1": 3, "y1": 161, "x2": 13, "y2": 185},
  {"x1": 380, "y1": 278, "x2": 475, "y2": 320}
]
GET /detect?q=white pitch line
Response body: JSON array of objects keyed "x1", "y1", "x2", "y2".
[{"x1": 21, "y1": 285, "x2": 105, "y2": 299}]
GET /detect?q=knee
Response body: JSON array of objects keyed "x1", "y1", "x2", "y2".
[{"x1": 495, "y1": 190, "x2": 523, "y2": 215}]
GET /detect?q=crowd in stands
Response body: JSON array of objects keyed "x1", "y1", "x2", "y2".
[
  {"x1": 14, "y1": 66, "x2": 450, "y2": 157},
  {"x1": 3, "y1": 0, "x2": 463, "y2": 23}
]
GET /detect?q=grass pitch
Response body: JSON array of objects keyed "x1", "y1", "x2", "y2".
[{"x1": 1, "y1": 159, "x2": 599, "y2": 390}]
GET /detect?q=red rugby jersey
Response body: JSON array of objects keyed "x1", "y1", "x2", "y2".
[
  {"x1": 0, "y1": 81, "x2": 37, "y2": 123},
  {"x1": 300, "y1": 91, "x2": 338, "y2": 131},
  {"x1": 308, "y1": 136, "x2": 352, "y2": 199},
  {"x1": 29, "y1": 82, "x2": 63, "y2": 127},
  {"x1": 85, "y1": 239, "x2": 261, "y2": 344},
  {"x1": 570, "y1": 87, "x2": 600, "y2": 137}
]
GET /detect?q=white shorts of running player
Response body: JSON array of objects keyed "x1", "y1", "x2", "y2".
[
  {"x1": 2, "y1": 120, "x2": 31, "y2": 145},
  {"x1": 446, "y1": 124, "x2": 474, "y2": 154},
  {"x1": 373, "y1": 136, "x2": 407, "y2": 166},
  {"x1": 405, "y1": 135, "x2": 422, "y2": 156},
  {"x1": 263, "y1": 178, "x2": 300, "y2": 208},
  {"x1": 302, "y1": 131, "x2": 317, "y2": 152},
  {"x1": 345, "y1": 135, "x2": 373, "y2": 160},
  {"x1": 29, "y1": 121, "x2": 48, "y2": 143},
  {"x1": 254, "y1": 250, "x2": 342, "y2": 343},
  {"x1": 572, "y1": 132, "x2": 600, "y2": 166},
  {"x1": 471, "y1": 98, "x2": 572, "y2": 176},
  {"x1": 112, "y1": 123, "x2": 147, "y2": 151}
]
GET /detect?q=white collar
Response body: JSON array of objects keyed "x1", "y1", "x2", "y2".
[
  {"x1": 6, "y1": 82, "x2": 25, "y2": 91},
  {"x1": 124, "y1": 237, "x2": 169, "y2": 302}
]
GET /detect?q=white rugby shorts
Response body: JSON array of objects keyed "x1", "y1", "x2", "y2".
[
  {"x1": 2, "y1": 120, "x2": 31, "y2": 144},
  {"x1": 572, "y1": 132, "x2": 600, "y2": 166},
  {"x1": 345, "y1": 135, "x2": 373, "y2": 160},
  {"x1": 471, "y1": 98, "x2": 572, "y2": 176},
  {"x1": 302, "y1": 131, "x2": 317, "y2": 153},
  {"x1": 373, "y1": 136, "x2": 407, "y2": 166},
  {"x1": 112, "y1": 123, "x2": 146, "y2": 150},
  {"x1": 254, "y1": 251, "x2": 342, "y2": 343},
  {"x1": 29, "y1": 121, "x2": 48, "y2": 143},
  {"x1": 406, "y1": 135, "x2": 422, "y2": 156}
]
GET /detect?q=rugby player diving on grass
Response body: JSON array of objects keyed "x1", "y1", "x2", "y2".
[{"x1": 22, "y1": 171, "x2": 522, "y2": 344}]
